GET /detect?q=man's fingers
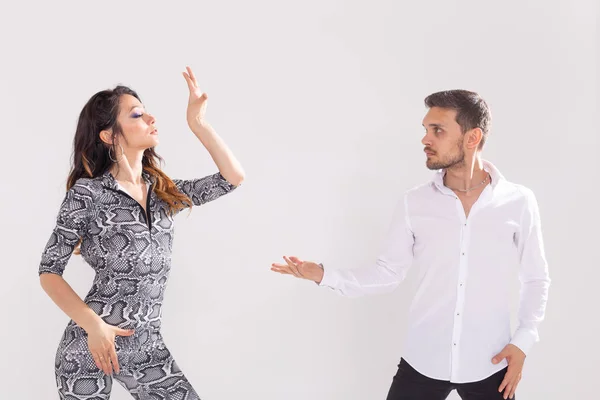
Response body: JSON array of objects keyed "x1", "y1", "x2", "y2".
[
  {"x1": 271, "y1": 263, "x2": 287, "y2": 268},
  {"x1": 289, "y1": 256, "x2": 304, "y2": 264},
  {"x1": 498, "y1": 375, "x2": 510, "y2": 392},
  {"x1": 499, "y1": 372, "x2": 517, "y2": 398},
  {"x1": 503, "y1": 379, "x2": 517, "y2": 400},
  {"x1": 283, "y1": 256, "x2": 302, "y2": 277},
  {"x1": 503, "y1": 382, "x2": 512, "y2": 399},
  {"x1": 271, "y1": 265, "x2": 292, "y2": 275},
  {"x1": 271, "y1": 263, "x2": 290, "y2": 272},
  {"x1": 509, "y1": 375, "x2": 521, "y2": 398},
  {"x1": 274, "y1": 270, "x2": 292, "y2": 275},
  {"x1": 492, "y1": 352, "x2": 507, "y2": 364}
]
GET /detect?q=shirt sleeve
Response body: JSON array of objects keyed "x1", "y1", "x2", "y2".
[
  {"x1": 172, "y1": 172, "x2": 238, "y2": 208},
  {"x1": 510, "y1": 189, "x2": 551, "y2": 355},
  {"x1": 318, "y1": 193, "x2": 415, "y2": 297},
  {"x1": 38, "y1": 184, "x2": 94, "y2": 276}
]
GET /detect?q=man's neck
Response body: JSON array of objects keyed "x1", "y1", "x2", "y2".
[{"x1": 443, "y1": 156, "x2": 488, "y2": 192}]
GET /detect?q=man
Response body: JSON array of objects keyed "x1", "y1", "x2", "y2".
[{"x1": 271, "y1": 90, "x2": 550, "y2": 400}]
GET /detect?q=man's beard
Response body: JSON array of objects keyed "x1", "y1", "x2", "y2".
[{"x1": 426, "y1": 138, "x2": 466, "y2": 170}]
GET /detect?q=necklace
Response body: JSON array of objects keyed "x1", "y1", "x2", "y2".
[{"x1": 445, "y1": 174, "x2": 489, "y2": 193}]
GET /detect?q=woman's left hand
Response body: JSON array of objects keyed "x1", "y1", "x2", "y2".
[{"x1": 182, "y1": 66, "x2": 208, "y2": 131}]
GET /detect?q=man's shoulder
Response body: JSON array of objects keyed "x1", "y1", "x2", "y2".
[
  {"x1": 496, "y1": 179, "x2": 537, "y2": 203},
  {"x1": 405, "y1": 181, "x2": 434, "y2": 195}
]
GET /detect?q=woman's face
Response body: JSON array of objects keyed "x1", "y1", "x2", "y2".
[{"x1": 113, "y1": 94, "x2": 159, "y2": 151}]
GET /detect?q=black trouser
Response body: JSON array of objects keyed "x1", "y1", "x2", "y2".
[{"x1": 386, "y1": 358, "x2": 513, "y2": 400}]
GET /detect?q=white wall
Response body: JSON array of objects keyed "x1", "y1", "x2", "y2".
[{"x1": 0, "y1": 0, "x2": 596, "y2": 398}]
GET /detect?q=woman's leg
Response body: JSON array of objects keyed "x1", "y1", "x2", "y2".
[{"x1": 113, "y1": 334, "x2": 201, "y2": 400}]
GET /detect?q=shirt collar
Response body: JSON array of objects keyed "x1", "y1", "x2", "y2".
[
  {"x1": 100, "y1": 168, "x2": 154, "y2": 189},
  {"x1": 431, "y1": 159, "x2": 504, "y2": 193}
]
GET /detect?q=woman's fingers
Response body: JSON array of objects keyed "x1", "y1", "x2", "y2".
[
  {"x1": 95, "y1": 351, "x2": 112, "y2": 375},
  {"x1": 186, "y1": 66, "x2": 199, "y2": 87},
  {"x1": 114, "y1": 327, "x2": 135, "y2": 337},
  {"x1": 91, "y1": 352, "x2": 103, "y2": 371},
  {"x1": 90, "y1": 338, "x2": 122, "y2": 375},
  {"x1": 182, "y1": 72, "x2": 195, "y2": 92},
  {"x1": 109, "y1": 347, "x2": 120, "y2": 374}
]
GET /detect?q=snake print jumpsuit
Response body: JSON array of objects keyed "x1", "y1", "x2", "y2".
[{"x1": 38, "y1": 169, "x2": 237, "y2": 399}]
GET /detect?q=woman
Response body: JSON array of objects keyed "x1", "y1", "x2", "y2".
[{"x1": 39, "y1": 66, "x2": 244, "y2": 399}]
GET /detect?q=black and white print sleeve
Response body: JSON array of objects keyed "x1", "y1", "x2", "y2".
[
  {"x1": 38, "y1": 184, "x2": 94, "y2": 276},
  {"x1": 173, "y1": 172, "x2": 237, "y2": 208}
]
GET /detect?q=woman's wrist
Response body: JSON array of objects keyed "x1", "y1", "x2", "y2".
[{"x1": 78, "y1": 309, "x2": 105, "y2": 333}]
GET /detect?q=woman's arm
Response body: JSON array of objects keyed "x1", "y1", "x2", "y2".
[
  {"x1": 39, "y1": 273, "x2": 103, "y2": 332},
  {"x1": 183, "y1": 66, "x2": 245, "y2": 187},
  {"x1": 190, "y1": 122, "x2": 245, "y2": 187}
]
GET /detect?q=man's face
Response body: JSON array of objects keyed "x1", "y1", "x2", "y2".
[{"x1": 421, "y1": 107, "x2": 466, "y2": 170}]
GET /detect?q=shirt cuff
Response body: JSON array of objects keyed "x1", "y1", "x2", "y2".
[
  {"x1": 510, "y1": 328, "x2": 538, "y2": 355},
  {"x1": 317, "y1": 265, "x2": 338, "y2": 288}
]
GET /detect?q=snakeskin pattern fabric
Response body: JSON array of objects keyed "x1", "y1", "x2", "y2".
[{"x1": 39, "y1": 169, "x2": 237, "y2": 399}]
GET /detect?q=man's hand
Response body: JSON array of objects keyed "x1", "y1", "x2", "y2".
[
  {"x1": 271, "y1": 256, "x2": 324, "y2": 284},
  {"x1": 492, "y1": 344, "x2": 526, "y2": 399}
]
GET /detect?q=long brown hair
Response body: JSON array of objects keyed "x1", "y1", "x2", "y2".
[{"x1": 68, "y1": 86, "x2": 191, "y2": 253}]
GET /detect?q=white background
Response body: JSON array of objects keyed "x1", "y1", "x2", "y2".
[{"x1": 0, "y1": 0, "x2": 597, "y2": 399}]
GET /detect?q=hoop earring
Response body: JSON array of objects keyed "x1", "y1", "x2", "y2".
[{"x1": 108, "y1": 144, "x2": 124, "y2": 163}]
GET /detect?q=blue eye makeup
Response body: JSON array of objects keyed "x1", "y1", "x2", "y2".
[{"x1": 130, "y1": 104, "x2": 147, "y2": 118}]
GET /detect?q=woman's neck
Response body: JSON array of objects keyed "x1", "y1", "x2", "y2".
[{"x1": 110, "y1": 150, "x2": 145, "y2": 185}]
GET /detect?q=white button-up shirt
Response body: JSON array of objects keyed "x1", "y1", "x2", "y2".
[{"x1": 319, "y1": 160, "x2": 550, "y2": 383}]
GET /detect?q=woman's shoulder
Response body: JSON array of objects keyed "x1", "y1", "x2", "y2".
[{"x1": 68, "y1": 175, "x2": 104, "y2": 199}]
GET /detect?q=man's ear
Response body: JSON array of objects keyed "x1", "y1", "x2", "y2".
[{"x1": 466, "y1": 127, "x2": 483, "y2": 150}]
